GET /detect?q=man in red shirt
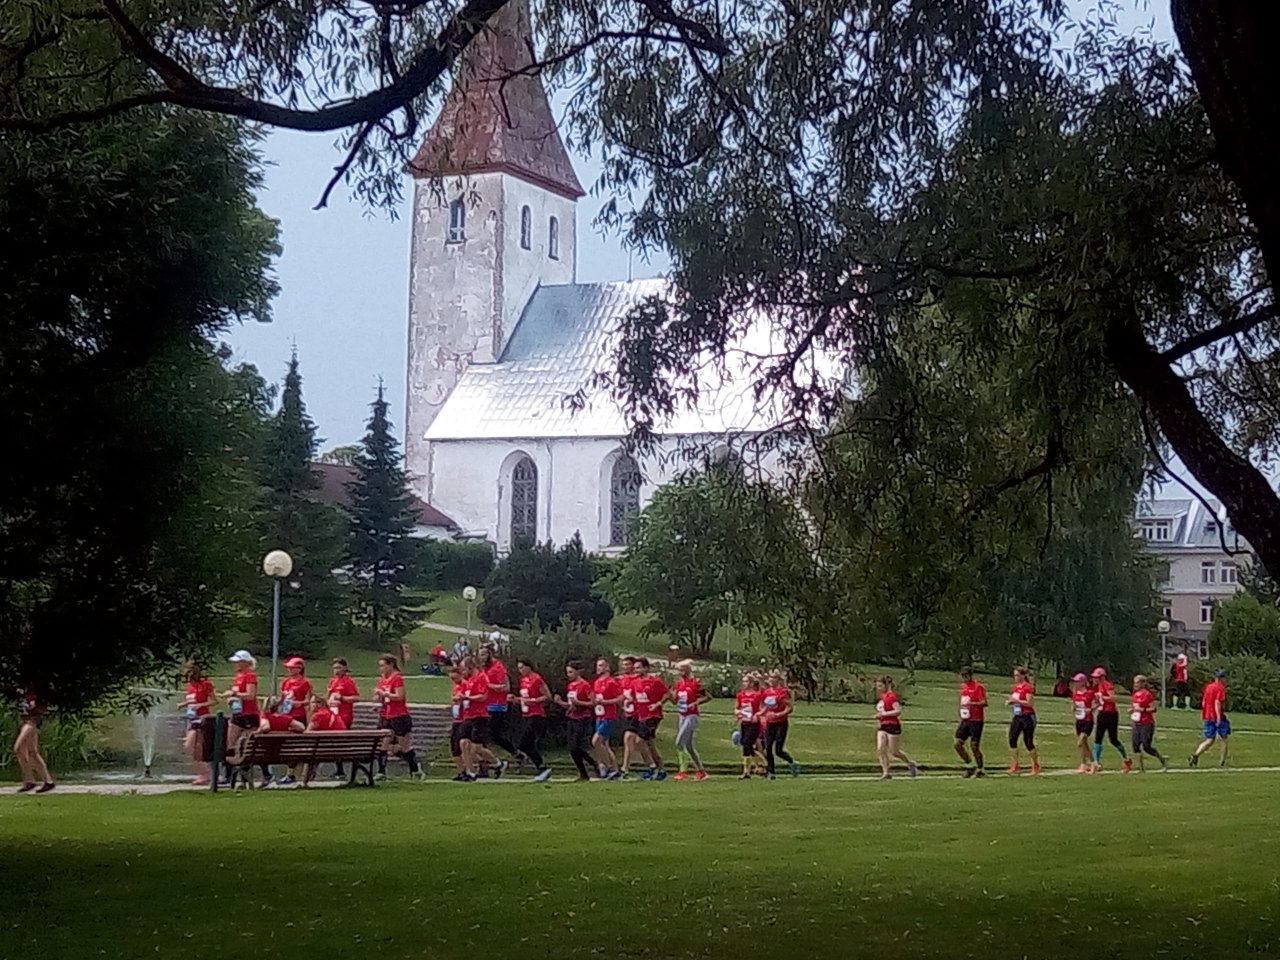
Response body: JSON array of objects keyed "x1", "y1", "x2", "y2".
[
  {"x1": 555, "y1": 661, "x2": 597, "y2": 781},
  {"x1": 1191, "y1": 670, "x2": 1231, "y2": 767},
  {"x1": 478, "y1": 645, "x2": 520, "y2": 775},
  {"x1": 1171, "y1": 654, "x2": 1190, "y2": 710},
  {"x1": 1129, "y1": 675, "x2": 1168, "y2": 772},
  {"x1": 373, "y1": 655, "x2": 423, "y2": 780},
  {"x1": 954, "y1": 667, "x2": 988, "y2": 778},
  {"x1": 591, "y1": 657, "x2": 624, "y2": 780},
  {"x1": 1090, "y1": 667, "x2": 1131, "y2": 772},
  {"x1": 633, "y1": 657, "x2": 669, "y2": 780},
  {"x1": 327, "y1": 658, "x2": 359, "y2": 780}
]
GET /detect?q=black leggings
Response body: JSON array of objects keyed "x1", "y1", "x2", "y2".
[
  {"x1": 488, "y1": 710, "x2": 520, "y2": 758},
  {"x1": 517, "y1": 716, "x2": 546, "y2": 770},
  {"x1": 567, "y1": 717, "x2": 594, "y2": 778},
  {"x1": 764, "y1": 722, "x2": 794, "y2": 774},
  {"x1": 1095, "y1": 711, "x2": 1121, "y2": 747},
  {"x1": 1008, "y1": 714, "x2": 1036, "y2": 750},
  {"x1": 740, "y1": 722, "x2": 761, "y2": 757}
]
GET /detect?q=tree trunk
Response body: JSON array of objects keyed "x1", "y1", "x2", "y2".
[{"x1": 1171, "y1": 1, "x2": 1280, "y2": 300}]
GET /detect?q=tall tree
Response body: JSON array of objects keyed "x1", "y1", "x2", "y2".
[
  {"x1": 259, "y1": 353, "x2": 347, "y2": 659},
  {"x1": 346, "y1": 383, "x2": 419, "y2": 645},
  {"x1": 0, "y1": 110, "x2": 279, "y2": 711}
]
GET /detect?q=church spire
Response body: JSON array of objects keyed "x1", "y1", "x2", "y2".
[{"x1": 408, "y1": 0, "x2": 584, "y2": 200}]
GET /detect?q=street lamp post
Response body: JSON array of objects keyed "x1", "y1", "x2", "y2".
[
  {"x1": 463, "y1": 585, "x2": 477, "y2": 641},
  {"x1": 723, "y1": 591, "x2": 734, "y2": 666},
  {"x1": 1157, "y1": 618, "x2": 1171, "y2": 708},
  {"x1": 262, "y1": 550, "x2": 294, "y2": 690}
]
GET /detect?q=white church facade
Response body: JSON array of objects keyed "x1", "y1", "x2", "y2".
[{"x1": 403, "y1": 0, "x2": 768, "y2": 553}]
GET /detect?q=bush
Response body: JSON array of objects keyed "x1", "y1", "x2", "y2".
[
  {"x1": 505, "y1": 619, "x2": 614, "y2": 747},
  {"x1": 1188, "y1": 654, "x2": 1280, "y2": 715},
  {"x1": 1210, "y1": 594, "x2": 1280, "y2": 661},
  {"x1": 0, "y1": 712, "x2": 99, "y2": 774},
  {"x1": 479, "y1": 534, "x2": 613, "y2": 630},
  {"x1": 407, "y1": 540, "x2": 494, "y2": 592}
]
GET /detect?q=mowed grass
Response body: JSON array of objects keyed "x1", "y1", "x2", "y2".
[{"x1": 2, "y1": 775, "x2": 1279, "y2": 960}]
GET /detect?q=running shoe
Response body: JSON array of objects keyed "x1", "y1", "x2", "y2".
[
  {"x1": 411, "y1": 770, "x2": 427, "y2": 782},
  {"x1": 1188, "y1": 754, "x2": 1199, "y2": 768},
  {"x1": 1030, "y1": 763, "x2": 1042, "y2": 776},
  {"x1": 16, "y1": 782, "x2": 36, "y2": 793},
  {"x1": 740, "y1": 773, "x2": 752, "y2": 780},
  {"x1": 879, "y1": 774, "x2": 892, "y2": 781},
  {"x1": 260, "y1": 774, "x2": 274, "y2": 788},
  {"x1": 653, "y1": 770, "x2": 668, "y2": 781},
  {"x1": 674, "y1": 771, "x2": 688, "y2": 781},
  {"x1": 1160, "y1": 757, "x2": 1170, "y2": 772},
  {"x1": 694, "y1": 771, "x2": 708, "y2": 782},
  {"x1": 962, "y1": 768, "x2": 975, "y2": 779},
  {"x1": 463, "y1": 773, "x2": 479, "y2": 782},
  {"x1": 192, "y1": 775, "x2": 211, "y2": 786},
  {"x1": 607, "y1": 769, "x2": 623, "y2": 781},
  {"x1": 1122, "y1": 759, "x2": 1133, "y2": 774},
  {"x1": 1006, "y1": 764, "x2": 1021, "y2": 774},
  {"x1": 974, "y1": 769, "x2": 985, "y2": 779},
  {"x1": 515, "y1": 753, "x2": 529, "y2": 774},
  {"x1": 534, "y1": 768, "x2": 553, "y2": 782},
  {"x1": 36, "y1": 782, "x2": 55, "y2": 793},
  {"x1": 789, "y1": 761, "x2": 801, "y2": 777},
  {"x1": 908, "y1": 762, "x2": 919, "y2": 779},
  {"x1": 373, "y1": 772, "x2": 387, "y2": 782},
  {"x1": 639, "y1": 770, "x2": 653, "y2": 781},
  {"x1": 451, "y1": 773, "x2": 469, "y2": 782},
  {"x1": 493, "y1": 760, "x2": 508, "y2": 780},
  {"x1": 277, "y1": 775, "x2": 297, "y2": 786}
]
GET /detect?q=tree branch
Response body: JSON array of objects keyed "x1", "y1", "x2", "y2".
[{"x1": 1159, "y1": 303, "x2": 1277, "y2": 363}]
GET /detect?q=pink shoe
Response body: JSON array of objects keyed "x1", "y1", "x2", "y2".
[
  {"x1": 694, "y1": 771, "x2": 708, "y2": 782},
  {"x1": 192, "y1": 775, "x2": 211, "y2": 786},
  {"x1": 673, "y1": 772, "x2": 687, "y2": 781}
]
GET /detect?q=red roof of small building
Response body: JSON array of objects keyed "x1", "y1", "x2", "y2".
[
  {"x1": 407, "y1": 0, "x2": 584, "y2": 200},
  {"x1": 311, "y1": 462, "x2": 459, "y2": 530}
]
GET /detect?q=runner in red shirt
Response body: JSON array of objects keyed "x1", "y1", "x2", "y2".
[
  {"x1": 1005, "y1": 666, "x2": 1041, "y2": 775},
  {"x1": 672, "y1": 659, "x2": 711, "y2": 781},
  {"x1": 954, "y1": 667, "x2": 988, "y2": 778},
  {"x1": 478, "y1": 645, "x2": 520, "y2": 773},
  {"x1": 457, "y1": 657, "x2": 495, "y2": 781},
  {"x1": 373, "y1": 655, "x2": 422, "y2": 780},
  {"x1": 618, "y1": 656, "x2": 642, "y2": 776},
  {"x1": 734, "y1": 672, "x2": 766, "y2": 778},
  {"x1": 327, "y1": 658, "x2": 360, "y2": 780},
  {"x1": 1170, "y1": 653, "x2": 1190, "y2": 710},
  {"x1": 447, "y1": 667, "x2": 467, "y2": 779},
  {"x1": 591, "y1": 657, "x2": 624, "y2": 780},
  {"x1": 874, "y1": 676, "x2": 918, "y2": 780},
  {"x1": 633, "y1": 657, "x2": 669, "y2": 780},
  {"x1": 182, "y1": 661, "x2": 217, "y2": 785},
  {"x1": 220, "y1": 650, "x2": 260, "y2": 783},
  {"x1": 515, "y1": 658, "x2": 553, "y2": 782},
  {"x1": 258, "y1": 697, "x2": 305, "y2": 736},
  {"x1": 554, "y1": 661, "x2": 597, "y2": 781},
  {"x1": 279, "y1": 657, "x2": 313, "y2": 725},
  {"x1": 1129, "y1": 675, "x2": 1168, "y2": 772},
  {"x1": 1191, "y1": 671, "x2": 1231, "y2": 767},
  {"x1": 761, "y1": 670, "x2": 799, "y2": 778},
  {"x1": 1090, "y1": 667, "x2": 1131, "y2": 772},
  {"x1": 1068, "y1": 673, "x2": 1096, "y2": 773},
  {"x1": 12, "y1": 686, "x2": 54, "y2": 793}
]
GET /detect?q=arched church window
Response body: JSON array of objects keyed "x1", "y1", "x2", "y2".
[
  {"x1": 511, "y1": 457, "x2": 538, "y2": 542},
  {"x1": 548, "y1": 216, "x2": 559, "y2": 260},
  {"x1": 609, "y1": 455, "x2": 642, "y2": 546},
  {"x1": 448, "y1": 199, "x2": 466, "y2": 243},
  {"x1": 520, "y1": 205, "x2": 532, "y2": 249}
]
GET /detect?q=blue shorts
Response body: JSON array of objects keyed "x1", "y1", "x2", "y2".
[
  {"x1": 1203, "y1": 718, "x2": 1231, "y2": 739},
  {"x1": 594, "y1": 719, "x2": 616, "y2": 739}
]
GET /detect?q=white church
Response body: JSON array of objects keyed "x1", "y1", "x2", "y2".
[{"x1": 403, "y1": 0, "x2": 773, "y2": 554}]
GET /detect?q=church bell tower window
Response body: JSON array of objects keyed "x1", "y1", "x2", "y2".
[{"x1": 448, "y1": 198, "x2": 466, "y2": 243}]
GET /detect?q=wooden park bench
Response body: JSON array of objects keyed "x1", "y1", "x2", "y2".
[{"x1": 229, "y1": 730, "x2": 388, "y2": 788}]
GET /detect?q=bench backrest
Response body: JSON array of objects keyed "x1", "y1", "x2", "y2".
[{"x1": 235, "y1": 731, "x2": 387, "y2": 765}]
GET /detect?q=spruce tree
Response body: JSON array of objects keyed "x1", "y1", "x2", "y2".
[
  {"x1": 259, "y1": 351, "x2": 347, "y2": 660},
  {"x1": 346, "y1": 382, "x2": 419, "y2": 645}
]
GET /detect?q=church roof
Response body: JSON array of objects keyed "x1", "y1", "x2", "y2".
[
  {"x1": 407, "y1": 0, "x2": 584, "y2": 201},
  {"x1": 424, "y1": 279, "x2": 778, "y2": 440}
]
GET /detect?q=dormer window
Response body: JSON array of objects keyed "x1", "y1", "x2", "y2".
[
  {"x1": 1204, "y1": 519, "x2": 1218, "y2": 535},
  {"x1": 520, "y1": 205, "x2": 531, "y2": 250},
  {"x1": 448, "y1": 199, "x2": 466, "y2": 243},
  {"x1": 548, "y1": 216, "x2": 559, "y2": 260},
  {"x1": 1140, "y1": 519, "x2": 1172, "y2": 542}
]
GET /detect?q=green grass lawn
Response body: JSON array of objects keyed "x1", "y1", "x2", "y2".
[{"x1": 3, "y1": 774, "x2": 1278, "y2": 959}]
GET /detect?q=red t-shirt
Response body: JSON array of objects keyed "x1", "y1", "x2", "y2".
[
  {"x1": 735, "y1": 689, "x2": 764, "y2": 723},
  {"x1": 280, "y1": 676, "x2": 312, "y2": 720},
  {"x1": 876, "y1": 689, "x2": 901, "y2": 728},
  {"x1": 1011, "y1": 682, "x2": 1036, "y2": 716},
  {"x1": 593, "y1": 675, "x2": 623, "y2": 720},
  {"x1": 461, "y1": 673, "x2": 490, "y2": 721},
  {"x1": 1130, "y1": 689, "x2": 1156, "y2": 726},
  {"x1": 1172, "y1": 661, "x2": 1188, "y2": 683},
  {"x1": 229, "y1": 670, "x2": 259, "y2": 716},
  {"x1": 185, "y1": 680, "x2": 215, "y2": 717},
  {"x1": 674, "y1": 677, "x2": 705, "y2": 717},
  {"x1": 1201, "y1": 680, "x2": 1226, "y2": 721},
  {"x1": 959, "y1": 681, "x2": 986, "y2": 722},
  {"x1": 518, "y1": 672, "x2": 548, "y2": 718},
  {"x1": 620, "y1": 674, "x2": 640, "y2": 717},
  {"x1": 1071, "y1": 687, "x2": 1095, "y2": 721},
  {"x1": 761, "y1": 686, "x2": 790, "y2": 724},
  {"x1": 566, "y1": 678, "x2": 593, "y2": 720},
  {"x1": 263, "y1": 713, "x2": 299, "y2": 732},
  {"x1": 1095, "y1": 680, "x2": 1118, "y2": 714},
  {"x1": 309, "y1": 709, "x2": 348, "y2": 732},
  {"x1": 375, "y1": 673, "x2": 409, "y2": 719},
  {"x1": 636, "y1": 676, "x2": 668, "y2": 722},
  {"x1": 484, "y1": 660, "x2": 510, "y2": 711},
  {"x1": 327, "y1": 675, "x2": 358, "y2": 726}
]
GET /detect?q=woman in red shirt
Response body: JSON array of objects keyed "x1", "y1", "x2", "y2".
[
  {"x1": 373, "y1": 655, "x2": 423, "y2": 781},
  {"x1": 182, "y1": 661, "x2": 216, "y2": 785},
  {"x1": 761, "y1": 669, "x2": 800, "y2": 779},
  {"x1": 735, "y1": 672, "x2": 765, "y2": 779},
  {"x1": 1068, "y1": 673, "x2": 1096, "y2": 774},
  {"x1": 672, "y1": 660, "x2": 710, "y2": 781},
  {"x1": 13, "y1": 686, "x2": 54, "y2": 793},
  {"x1": 1005, "y1": 666, "x2": 1041, "y2": 775},
  {"x1": 1129, "y1": 675, "x2": 1169, "y2": 772},
  {"x1": 554, "y1": 661, "x2": 597, "y2": 782},
  {"x1": 515, "y1": 658, "x2": 553, "y2": 782},
  {"x1": 874, "y1": 676, "x2": 918, "y2": 780}
]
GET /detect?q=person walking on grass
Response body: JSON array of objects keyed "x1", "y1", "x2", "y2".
[
  {"x1": 373, "y1": 655, "x2": 423, "y2": 781},
  {"x1": 1129, "y1": 675, "x2": 1169, "y2": 772},
  {"x1": 633, "y1": 657, "x2": 669, "y2": 780},
  {"x1": 1191, "y1": 670, "x2": 1231, "y2": 768},
  {"x1": 1069, "y1": 673, "x2": 1096, "y2": 774},
  {"x1": 874, "y1": 676, "x2": 918, "y2": 780},
  {"x1": 13, "y1": 686, "x2": 54, "y2": 794},
  {"x1": 1006, "y1": 666, "x2": 1041, "y2": 776},
  {"x1": 671, "y1": 659, "x2": 710, "y2": 781},
  {"x1": 736, "y1": 672, "x2": 765, "y2": 779},
  {"x1": 591, "y1": 657, "x2": 624, "y2": 780},
  {"x1": 954, "y1": 667, "x2": 987, "y2": 779},
  {"x1": 515, "y1": 658, "x2": 553, "y2": 782},
  {"x1": 762, "y1": 669, "x2": 800, "y2": 779},
  {"x1": 554, "y1": 661, "x2": 597, "y2": 782},
  {"x1": 1090, "y1": 667, "x2": 1131, "y2": 773},
  {"x1": 221, "y1": 650, "x2": 261, "y2": 784},
  {"x1": 182, "y1": 661, "x2": 217, "y2": 786}
]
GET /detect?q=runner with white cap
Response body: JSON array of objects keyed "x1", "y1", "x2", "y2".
[{"x1": 220, "y1": 650, "x2": 261, "y2": 783}]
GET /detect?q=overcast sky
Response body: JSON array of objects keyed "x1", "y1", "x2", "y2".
[{"x1": 223, "y1": 1, "x2": 1172, "y2": 452}]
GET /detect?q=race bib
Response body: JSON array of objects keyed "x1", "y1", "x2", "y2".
[
  {"x1": 960, "y1": 707, "x2": 971, "y2": 720},
  {"x1": 451, "y1": 704, "x2": 460, "y2": 720},
  {"x1": 1131, "y1": 711, "x2": 1143, "y2": 722},
  {"x1": 230, "y1": 698, "x2": 243, "y2": 715},
  {"x1": 282, "y1": 698, "x2": 293, "y2": 714},
  {"x1": 636, "y1": 692, "x2": 650, "y2": 703},
  {"x1": 185, "y1": 707, "x2": 196, "y2": 719},
  {"x1": 462, "y1": 697, "x2": 471, "y2": 709},
  {"x1": 1074, "y1": 707, "x2": 1086, "y2": 720},
  {"x1": 1012, "y1": 704, "x2": 1023, "y2": 716},
  {"x1": 876, "y1": 699, "x2": 886, "y2": 714},
  {"x1": 741, "y1": 704, "x2": 753, "y2": 720},
  {"x1": 594, "y1": 705, "x2": 605, "y2": 717},
  {"x1": 521, "y1": 702, "x2": 530, "y2": 715},
  {"x1": 960, "y1": 695, "x2": 971, "y2": 705},
  {"x1": 764, "y1": 696, "x2": 778, "y2": 708}
]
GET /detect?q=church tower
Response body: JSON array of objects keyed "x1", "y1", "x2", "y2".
[{"x1": 404, "y1": 0, "x2": 584, "y2": 498}]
